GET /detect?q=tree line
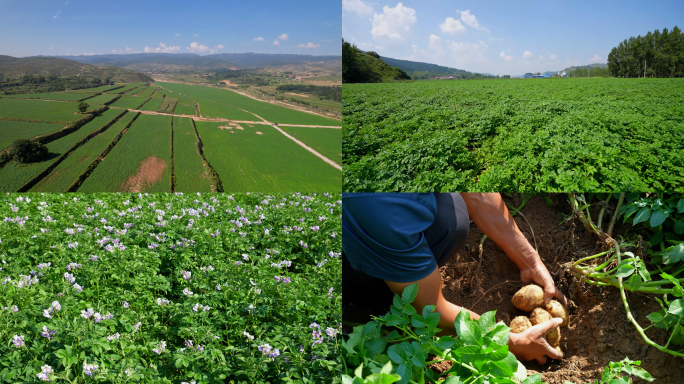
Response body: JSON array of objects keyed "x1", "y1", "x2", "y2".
[
  {"x1": 608, "y1": 26, "x2": 683, "y2": 78},
  {"x1": 343, "y1": 39, "x2": 411, "y2": 83},
  {"x1": 0, "y1": 75, "x2": 110, "y2": 94}
]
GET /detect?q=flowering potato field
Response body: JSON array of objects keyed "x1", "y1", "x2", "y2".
[
  {"x1": 0, "y1": 192, "x2": 341, "y2": 383},
  {"x1": 343, "y1": 78, "x2": 684, "y2": 192}
]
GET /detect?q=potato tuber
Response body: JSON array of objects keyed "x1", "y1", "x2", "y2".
[
  {"x1": 509, "y1": 316, "x2": 532, "y2": 333},
  {"x1": 511, "y1": 284, "x2": 545, "y2": 312},
  {"x1": 529, "y1": 308, "x2": 561, "y2": 347},
  {"x1": 545, "y1": 300, "x2": 569, "y2": 327}
]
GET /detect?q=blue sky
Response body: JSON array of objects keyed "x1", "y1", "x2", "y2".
[
  {"x1": 343, "y1": 0, "x2": 684, "y2": 75},
  {"x1": 0, "y1": 0, "x2": 341, "y2": 57}
]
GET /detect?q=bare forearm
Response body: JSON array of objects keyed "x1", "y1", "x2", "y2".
[{"x1": 461, "y1": 193, "x2": 539, "y2": 270}]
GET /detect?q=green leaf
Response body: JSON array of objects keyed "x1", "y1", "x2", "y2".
[
  {"x1": 386, "y1": 314, "x2": 404, "y2": 327},
  {"x1": 491, "y1": 355, "x2": 515, "y2": 377},
  {"x1": 486, "y1": 345, "x2": 509, "y2": 361},
  {"x1": 662, "y1": 244, "x2": 684, "y2": 264},
  {"x1": 454, "y1": 310, "x2": 481, "y2": 345},
  {"x1": 410, "y1": 314, "x2": 427, "y2": 329},
  {"x1": 667, "y1": 299, "x2": 684, "y2": 317},
  {"x1": 615, "y1": 259, "x2": 635, "y2": 278},
  {"x1": 395, "y1": 363, "x2": 411, "y2": 384},
  {"x1": 401, "y1": 283, "x2": 418, "y2": 304},
  {"x1": 366, "y1": 338, "x2": 388, "y2": 356},
  {"x1": 435, "y1": 336, "x2": 457, "y2": 349},
  {"x1": 452, "y1": 345, "x2": 481, "y2": 363},
  {"x1": 522, "y1": 374, "x2": 543, "y2": 384},
  {"x1": 674, "y1": 220, "x2": 684, "y2": 235},
  {"x1": 625, "y1": 274, "x2": 642, "y2": 291},
  {"x1": 633, "y1": 207, "x2": 651, "y2": 225},
  {"x1": 677, "y1": 199, "x2": 684, "y2": 213},
  {"x1": 380, "y1": 361, "x2": 393, "y2": 374},
  {"x1": 443, "y1": 377, "x2": 463, "y2": 384},
  {"x1": 478, "y1": 311, "x2": 496, "y2": 331},
  {"x1": 387, "y1": 344, "x2": 409, "y2": 364},
  {"x1": 649, "y1": 209, "x2": 669, "y2": 227},
  {"x1": 646, "y1": 311, "x2": 664, "y2": 324}
]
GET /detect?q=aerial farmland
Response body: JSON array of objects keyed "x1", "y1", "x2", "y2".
[{"x1": 0, "y1": 81, "x2": 341, "y2": 192}]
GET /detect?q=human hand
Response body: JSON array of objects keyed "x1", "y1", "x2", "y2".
[
  {"x1": 508, "y1": 318, "x2": 563, "y2": 364},
  {"x1": 520, "y1": 261, "x2": 567, "y2": 307}
]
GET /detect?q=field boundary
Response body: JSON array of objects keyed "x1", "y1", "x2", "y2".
[
  {"x1": 170, "y1": 116, "x2": 176, "y2": 192},
  {"x1": 18, "y1": 108, "x2": 128, "y2": 192},
  {"x1": 69, "y1": 112, "x2": 141, "y2": 192},
  {"x1": 269, "y1": 124, "x2": 342, "y2": 171},
  {"x1": 192, "y1": 119, "x2": 223, "y2": 192}
]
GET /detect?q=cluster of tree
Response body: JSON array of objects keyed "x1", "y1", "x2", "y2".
[
  {"x1": 275, "y1": 84, "x2": 341, "y2": 102},
  {"x1": 565, "y1": 66, "x2": 611, "y2": 78},
  {"x1": 379, "y1": 56, "x2": 495, "y2": 80},
  {"x1": 608, "y1": 26, "x2": 684, "y2": 78},
  {"x1": 343, "y1": 39, "x2": 411, "y2": 83},
  {"x1": 0, "y1": 75, "x2": 111, "y2": 94},
  {"x1": 1, "y1": 139, "x2": 49, "y2": 163},
  {"x1": 208, "y1": 69, "x2": 273, "y2": 86}
]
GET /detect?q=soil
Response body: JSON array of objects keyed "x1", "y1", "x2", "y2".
[
  {"x1": 120, "y1": 155, "x2": 166, "y2": 192},
  {"x1": 343, "y1": 194, "x2": 684, "y2": 383}
]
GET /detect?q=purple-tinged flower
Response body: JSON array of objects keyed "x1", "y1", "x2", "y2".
[
  {"x1": 65, "y1": 228, "x2": 75, "y2": 235},
  {"x1": 156, "y1": 297, "x2": 170, "y2": 306},
  {"x1": 64, "y1": 272, "x2": 75, "y2": 284},
  {"x1": 36, "y1": 365, "x2": 54, "y2": 381},
  {"x1": 125, "y1": 368, "x2": 134, "y2": 377},
  {"x1": 66, "y1": 262, "x2": 82, "y2": 271},
  {"x1": 328, "y1": 287, "x2": 334, "y2": 299},
  {"x1": 12, "y1": 334, "x2": 24, "y2": 348},
  {"x1": 326, "y1": 327, "x2": 339, "y2": 339},
  {"x1": 93, "y1": 313, "x2": 103, "y2": 323},
  {"x1": 73, "y1": 283, "x2": 83, "y2": 293},
  {"x1": 106, "y1": 333, "x2": 120, "y2": 341},
  {"x1": 181, "y1": 270, "x2": 191, "y2": 280},
  {"x1": 83, "y1": 362, "x2": 98, "y2": 376},
  {"x1": 43, "y1": 309, "x2": 53, "y2": 319},
  {"x1": 152, "y1": 340, "x2": 166, "y2": 354},
  {"x1": 258, "y1": 343, "x2": 280, "y2": 359},
  {"x1": 37, "y1": 262, "x2": 52, "y2": 269},
  {"x1": 134, "y1": 322, "x2": 141, "y2": 332},
  {"x1": 11, "y1": 305, "x2": 18, "y2": 313},
  {"x1": 81, "y1": 308, "x2": 94, "y2": 319},
  {"x1": 185, "y1": 340, "x2": 193, "y2": 348},
  {"x1": 243, "y1": 331, "x2": 254, "y2": 340},
  {"x1": 89, "y1": 255, "x2": 98, "y2": 262},
  {"x1": 235, "y1": 261, "x2": 242, "y2": 266},
  {"x1": 122, "y1": 301, "x2": 129, "y2": 308},
  {"x1": 67, "y1": 242, "x2": 78, "y2": 249},
  {"x1": 41, "y1": 325, "x2": 57, "y2": 340},
  {"x1": 183, "y1": 288, "x2": 194, "y2": 296},
  {"x1": 216, "y1": 284, "x2": 221, "y2": 291}
]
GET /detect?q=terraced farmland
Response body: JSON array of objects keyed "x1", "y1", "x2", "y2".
[{"x1": 0, "y1": 81, "x2": 341, "y2": 192}]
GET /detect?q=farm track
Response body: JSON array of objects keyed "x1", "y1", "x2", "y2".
[{"x1": 269, "y1": 124, "x2": 342, "y2": 171}]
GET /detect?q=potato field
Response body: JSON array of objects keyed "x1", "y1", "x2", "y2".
[
  {"x1": 343, "y1": 78, "x2": 684, "y2": 192},
  {"x1": 0, "y1": 192, "x2": 341, "y2": 383}
]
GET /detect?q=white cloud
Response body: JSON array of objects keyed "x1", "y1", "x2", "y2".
[
  {"x1": 589, "y1": 54, "x2": 602, "y2": 62},
  {"x1": 253, "y1": 37, "x2": 264, "y2": 42},
  {"x1": 216, "y1": 44, "x2": 225, "y2": 50},
  {"x1": 273, "y1": 40, "x2": 280, "y2": 46},
  {"x1": 193, "y1": 34, "x2": 199, "y2": 37},
  {"x1": 539, "y1": 54, "x2": 545, "y2": 60},
  {"x1": 549, "y1": 53, "x2": 558, "y2": 60},
  {"x1": 428, "y1": 34, "x2": 442, "y2": 51},
  {"x1": 460, "y1": 10, "x2": 480, "y2": 29},
  {"x1": 49, "y1": 47, "x2": 54, "y2": 50},
  {"x1": 298, "y1": 42, "x2": 320, "y2": 49},
  {"x1": 209, "y1": 44, "x2": 225, "y2": 54},
  {"x1": 523, "y1": 50, "x2": 533, "y2": 59},
  {"x1": 342, "y1": 0, "x2": 373, "y2": 17},
  {"x1": 440, "y1": 17, "x2": 465, "y2": 35},
  {"x1": 371, "y1": 3, "x2": 416, "y2": 41},
  {"x1": 278, "y1": 33, "x2": 289, "y2": 41},
  {"x1": 187, "y1": 42, "x2": 210, "y2": 53},
  {"x1": 174, "y1": 33, "x2": 181, "y2": 37},
  {"x1": 144, "y1": 43, "x2": 180, "y2": 53},
  {"x1": 500, "y1": 51, "x2": 512, "y2": 62}
]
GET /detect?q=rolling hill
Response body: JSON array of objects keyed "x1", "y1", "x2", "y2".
[{"x1": 0, "y1": 56, "x2": 153, "y2": 82}]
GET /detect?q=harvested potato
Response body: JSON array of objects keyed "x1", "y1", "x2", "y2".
[
  {"x1": 510, "y1": 316, "x2": 532, "y2": 333},
  {"x1": 512, "y1": 284, "x2": 545, "y2": 312},
  {"x1": 545, "y1": 300, "x2": 569, "y2": 327},
  {"x1": 554, "y1": 346, "x2": 563, "y2": 356},
  {"x1": 529, "y1": 308, "x2": 561, "y2": 347}
]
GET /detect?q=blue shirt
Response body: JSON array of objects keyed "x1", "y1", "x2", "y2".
[{"x1": 342, "y1": 193, "x2": 438, "y2": 283}]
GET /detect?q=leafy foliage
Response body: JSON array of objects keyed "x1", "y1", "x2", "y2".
[
  {"x1": 8, "y1": 139, "x2": 48, "y2": 163},
  {"x1": 0, "y1": 192, "x2": 341, "y2": 383},
  {"x1": 608, "y1": 26, "x2": 684, "y2": 78},
  {"x1": 343, "y1": 79, "x2": 684, "y2": 192},
  {"x1": 343, "y1": 39, "x2": 411, "y2": 83}
]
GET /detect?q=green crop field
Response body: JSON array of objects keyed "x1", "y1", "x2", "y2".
[
  {"x1": 139, "y1": 97, "x2": 164, "y2": 111},
  {"x1": 344, "y1": 78, "x2": 684, "y2": 192},
  {"x1": 157, "y1": 98, "x2": 178, "y2": 114},
  {"x1": 0, "y1": 121, "x2": 64, "y2": 150},
  {"x1": 31, "y1": 112, "x2": 137, "y2": 192},
  {"x1": 0, "y1": 98, "x2": 84, "y2": 123},
  {"x1": 197, "y1": 99, "x2": 258, "y2": 121},
  {"x1": 134, "y1": 86, "x2": 159, "y2": 98},
  {"x1": 1, "y1": 92, "x2": 92, "y2": 101},
  {"x1": 159, "y1": 82, "x2": 341, "y2": 126},
  {"x1": 79, "y1": 114, "x2": 172, "y2": 192},
  {"x1": 83, "y1": 93, "x2": 120, "y2": 105},
  {"x1": 110, "y1": 96, "x2": 149, "y2": 109},
  {"x1": 105, "y1": 83, "x2": 145, "y2": 93},
  {"x1": 280, "y1": 126, "x2": 342, "y2": 165},
  {"x1": 195, "y1": 121, "x2": 340, "y2": 191},
  {"x1": 173, "y1": 116, "x2": 212, "y2": 192},
  {"x1": 0, "y1": 109, "x2": 122, "y2": 191}
]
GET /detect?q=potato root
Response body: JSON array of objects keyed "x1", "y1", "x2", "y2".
[
  {"x1": 529, "y1": 308, "x2": 561, "y2": 347},
  {"x1": 545, "y1": 300, "x2": 569, "y2": 327},
  {"x1": 512, "y1": 284, "x2": 545, "y2": 312},
  {"x1": 510, "y1": 316, "x2": 532, "y2": 333}
]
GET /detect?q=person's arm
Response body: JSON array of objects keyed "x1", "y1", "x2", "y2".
[
  {"x1": 385, "y1": 268, "x2": 479, "y2": 333},
  {"x1": 460, "y1": 193, "x2": 567, "y2": 306}
]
